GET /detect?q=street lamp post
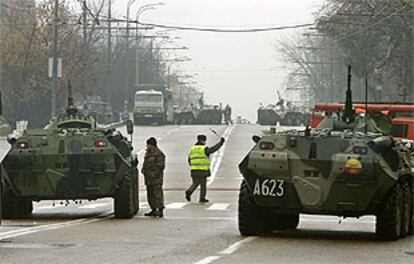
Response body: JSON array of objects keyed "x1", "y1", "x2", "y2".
[
  {"x1": 135, "y1": 3, "x2": 165, "y2": 90},
  {"x1": 123, "y1": 0, "x2": 136, "y2": 119},
  {"x1": 51, "y1": 0, "x2": 60, "y2": 117}
]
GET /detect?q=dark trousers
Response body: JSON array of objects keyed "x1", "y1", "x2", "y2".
[
  {"x1": 186, "y1": 175, "x2": 207, "y2": 200},
  {"x1": 146, "y1": 184, "x2": 164, "y2": 210}
]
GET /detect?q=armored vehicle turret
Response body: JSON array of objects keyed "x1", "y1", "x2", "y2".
[
  {"x1": 239, "y1": 67, "x2": 414, "y2": 240},
  {"x1": 1, "y1": 83, "x2": 139, "y2": 219}
]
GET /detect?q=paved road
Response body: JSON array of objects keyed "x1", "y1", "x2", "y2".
[{"x1": 0, "y1": 125, "x2": 413, "y2": 264}]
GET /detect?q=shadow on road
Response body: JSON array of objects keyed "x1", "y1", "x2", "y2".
[{"x1": 265, "y1": 229, "x2": 383, "y2": 242}]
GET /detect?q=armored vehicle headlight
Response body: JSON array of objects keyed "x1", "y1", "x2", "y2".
[
  {"x1": 16, "y1": 142, "x2": 29, "y2": 149},
  {"x1": 95, "y1": 139, "x2": 108, "y2": 148},
  {"x1": 352, "y1": 146, "x2": 368, "y2": 155},
  {"x1": 259, "y1": 142, "x2": 275, "y2": 150},
  {"x1": 344, "y1": 159, "x2": 363, "y2": 175}
]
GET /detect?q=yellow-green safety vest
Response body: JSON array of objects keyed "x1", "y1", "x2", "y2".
[{"x1": 189, "y1": 145, "x2": 211, "y2": 171}]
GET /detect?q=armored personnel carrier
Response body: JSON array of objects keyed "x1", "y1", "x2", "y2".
[
  {"x1": 257, "y1": 92, "x2": 310, "y2": 126},
  {"x1": 174, "y1": 104, "x2": 222, "y2": 125},
  {"x1": 239, "y1": 67, "x2": 414, "y2": 240},
  {"x1": 1, "y1": 84, "x2": 139, "y2": 219}
]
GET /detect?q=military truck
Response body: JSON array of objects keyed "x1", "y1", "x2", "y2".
[
  {"x1": 1, "y1": 85, "x2": 139, "y2": 219},
  {"x1": 239, "y1": 67, "x2": 414, "y2": 240},
  {"x1": 133, "y1": 84, "x2": 174, "y2": 125}
]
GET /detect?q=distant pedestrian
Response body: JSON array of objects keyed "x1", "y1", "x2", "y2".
[
  {"x1": 224, "y1": 104, "x2": 233, "y2": 125},
  {"x1": 185, "y1": 134, "x2": 225, "y2": 203},
  {"x1": 142, "y1": 137, "x2": 166, "y2": 217}
]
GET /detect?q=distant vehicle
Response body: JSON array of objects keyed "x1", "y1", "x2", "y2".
[
  {"x1": 174, "y1": 104, "x2": 222, "y2": 125},
  {"x1": 311, "y1": 103, "x2": 414, "y2": 140},
  {"x1": 81, "y1": 96, "x2": 117, "y2": 125},
  {"x1": 1, "y1": 87, "x2": 139, "y2": 219},
  {"x1": 238, "y1": 67, "x2": 414, "y2": 241},
  {"x1": 133, "y1": 84, "x2": 174, "y2": 125},
  {"x1": 257, "y1": 92, "x2": 311, "y2": 126},
  {"x1": 234, "y1": 115, "x2": 251, "y2": 125}
]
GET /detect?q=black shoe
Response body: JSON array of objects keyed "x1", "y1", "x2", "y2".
[
  {"x1": 144, "y1": 210, "x2": 156, "y2": 217},
  {"x1": 154, "y1": 208, "x2": 164, "y2": 218},
  {"x1": 199, "y1": 199, "x2": 209, "y2": 204},
  {"x1": 185, "y1": 191, "x2": 191, "y2": 202}
]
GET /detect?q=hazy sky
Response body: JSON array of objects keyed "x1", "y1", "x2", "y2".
[{"x1": 112, "y1": 0, "x2": 321, "y2": 121}]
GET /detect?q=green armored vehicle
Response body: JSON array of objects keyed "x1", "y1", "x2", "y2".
[
  {"x1": 1, "y1": 86, "x2": 139, "y2": 219},
  {"x1": 239, "y1": 67, "x2": 414, "y2": 240},
  {"x1": 174, "y1": 104, "x2": 223, "y2": 125},
  {"x1": 257, "y1": 92, "x2": 309, "y2": 126}
]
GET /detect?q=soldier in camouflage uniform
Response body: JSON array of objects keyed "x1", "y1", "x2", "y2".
[{"x1": 142, "y1": 137, "x2": 166, "y2": 217}]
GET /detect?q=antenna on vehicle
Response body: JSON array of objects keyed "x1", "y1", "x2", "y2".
[
  {"x1": 342, "y1": 65, "x2": 355, "y2": 124},
  {"x1": 68, "y1": 80, "x2": 74, "y2": 107}
]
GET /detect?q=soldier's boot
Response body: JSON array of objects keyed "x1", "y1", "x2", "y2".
[
  {"x1": 154, "y1": 207, "x2": 164, "y2": 218},
  {"x1": 185, "y1": 191, "x2": 191, "y2": 202},
  {"x1": 144, "y1": 210, "x2": 157, "y2": 217},
  {"x1": 199, "y1": 198, "x2": 209, "y2": 204}
]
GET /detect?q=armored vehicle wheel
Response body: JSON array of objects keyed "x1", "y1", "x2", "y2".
[
  {"x1": 114, "y1": 169, "x2": 139, "y2": 219},
  {"x1": 238, "y1": 180, "x2": 266, "y2": 236},
  {"x1": 2, "y1": 189, "x2": 32, "y2": 219},
  {"x1": 266, "y1": 213, "x2": 299, "y2": 231},
  {"x1": 401, "y1": 182, "x2": 411, "y2": 238},
  {"x1": 376, "y1": 184, "x2": 403, "y2": 241}
]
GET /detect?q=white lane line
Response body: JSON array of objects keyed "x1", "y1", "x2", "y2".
[
  {"x1": 165, "y1": 202, "x2": 187, "y2": 209},
  {"x1": 219, "y1": 236, "x2": 257, "y2": 255},
  {"x1": 0, "y1": 214, "x2": 111, "y2": 241},
  {"x1": 208, "y1": 126, "x2": 235, "y2": 186},
  {"x1": 194, "y1": 256, "x2": 221, "y2": 264},
  {"x1": 193, "y1": 236, "x2": 257, "y2": 264},
  {"x1": 207, "y1": 203, "x2": 230, "y2": 211}
]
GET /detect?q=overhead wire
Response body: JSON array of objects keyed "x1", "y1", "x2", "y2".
[{"x1": 136, "y1": 21, "x2": 314, "y2": 33}]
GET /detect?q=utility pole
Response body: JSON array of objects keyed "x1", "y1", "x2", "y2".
[
  {"x1": 51, "y1": 0, "x2": 60, "y2": 117},
  {"x1": 105, "y1": 0, "x2": 112, "y2": 104},
  {"x1": 124, "y1": 0, "x2": 135, "y2": 118},
  {"x1": 82, "y1": 0, "x2": 89, "y2": 106}
]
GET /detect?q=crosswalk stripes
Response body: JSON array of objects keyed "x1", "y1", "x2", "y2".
[
  {"x1": 139, "y1": 202, "x2": 232, "y2": 211},
  {"x1": 35, "y1": 201, "x2": 233, "y2": 211},
  {"x1": 207, "y1": 203, "x2": 230, "y2": 211},
  {"x1": 165, "y1": 202, "x2": 187, "y2": 209}
]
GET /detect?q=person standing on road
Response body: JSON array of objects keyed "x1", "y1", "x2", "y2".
[
  {"x1": 185, "y1": 134, "x2": 225, "y2": 203},
  {"x1": 224, "y1": 104, "x2": 233, "y2": 125},
  {"x1": 142, "y1": 137, "x2": 166, "y2": 217}
]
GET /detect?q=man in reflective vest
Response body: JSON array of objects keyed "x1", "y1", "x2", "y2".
[{"x1": 185, "y1": 134, "x2": 225, "y2": 203}]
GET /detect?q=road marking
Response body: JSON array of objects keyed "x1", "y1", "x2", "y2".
[
  {"x1": 208, "y1": 126, "x2": 235, "y2": 186},
  {"x1": 193, "y1": 236, "x2": 257, "y2": 264},
  {"x1": 147, "y1": 216, "x2": 233, "y2": 221},
  {"x1": 165, "y1": 202, "x2": 187, "y2": 209},
  {"x1": 219, "y1": 237, "x2": 257, "y2": 255},
  {"x1": 194, "y1": 256, "x2": 221, "y2": 264},
  {"x1": 0, "y1": 214, "x2": 111, "y2": 241},
  {"x1": 207, "y1": 203, "x2": 230, "y2": 211}
]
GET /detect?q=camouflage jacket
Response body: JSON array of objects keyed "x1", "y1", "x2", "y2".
[{"x1": 142, "y1": 147, "x2": 166, "y2": 185}]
